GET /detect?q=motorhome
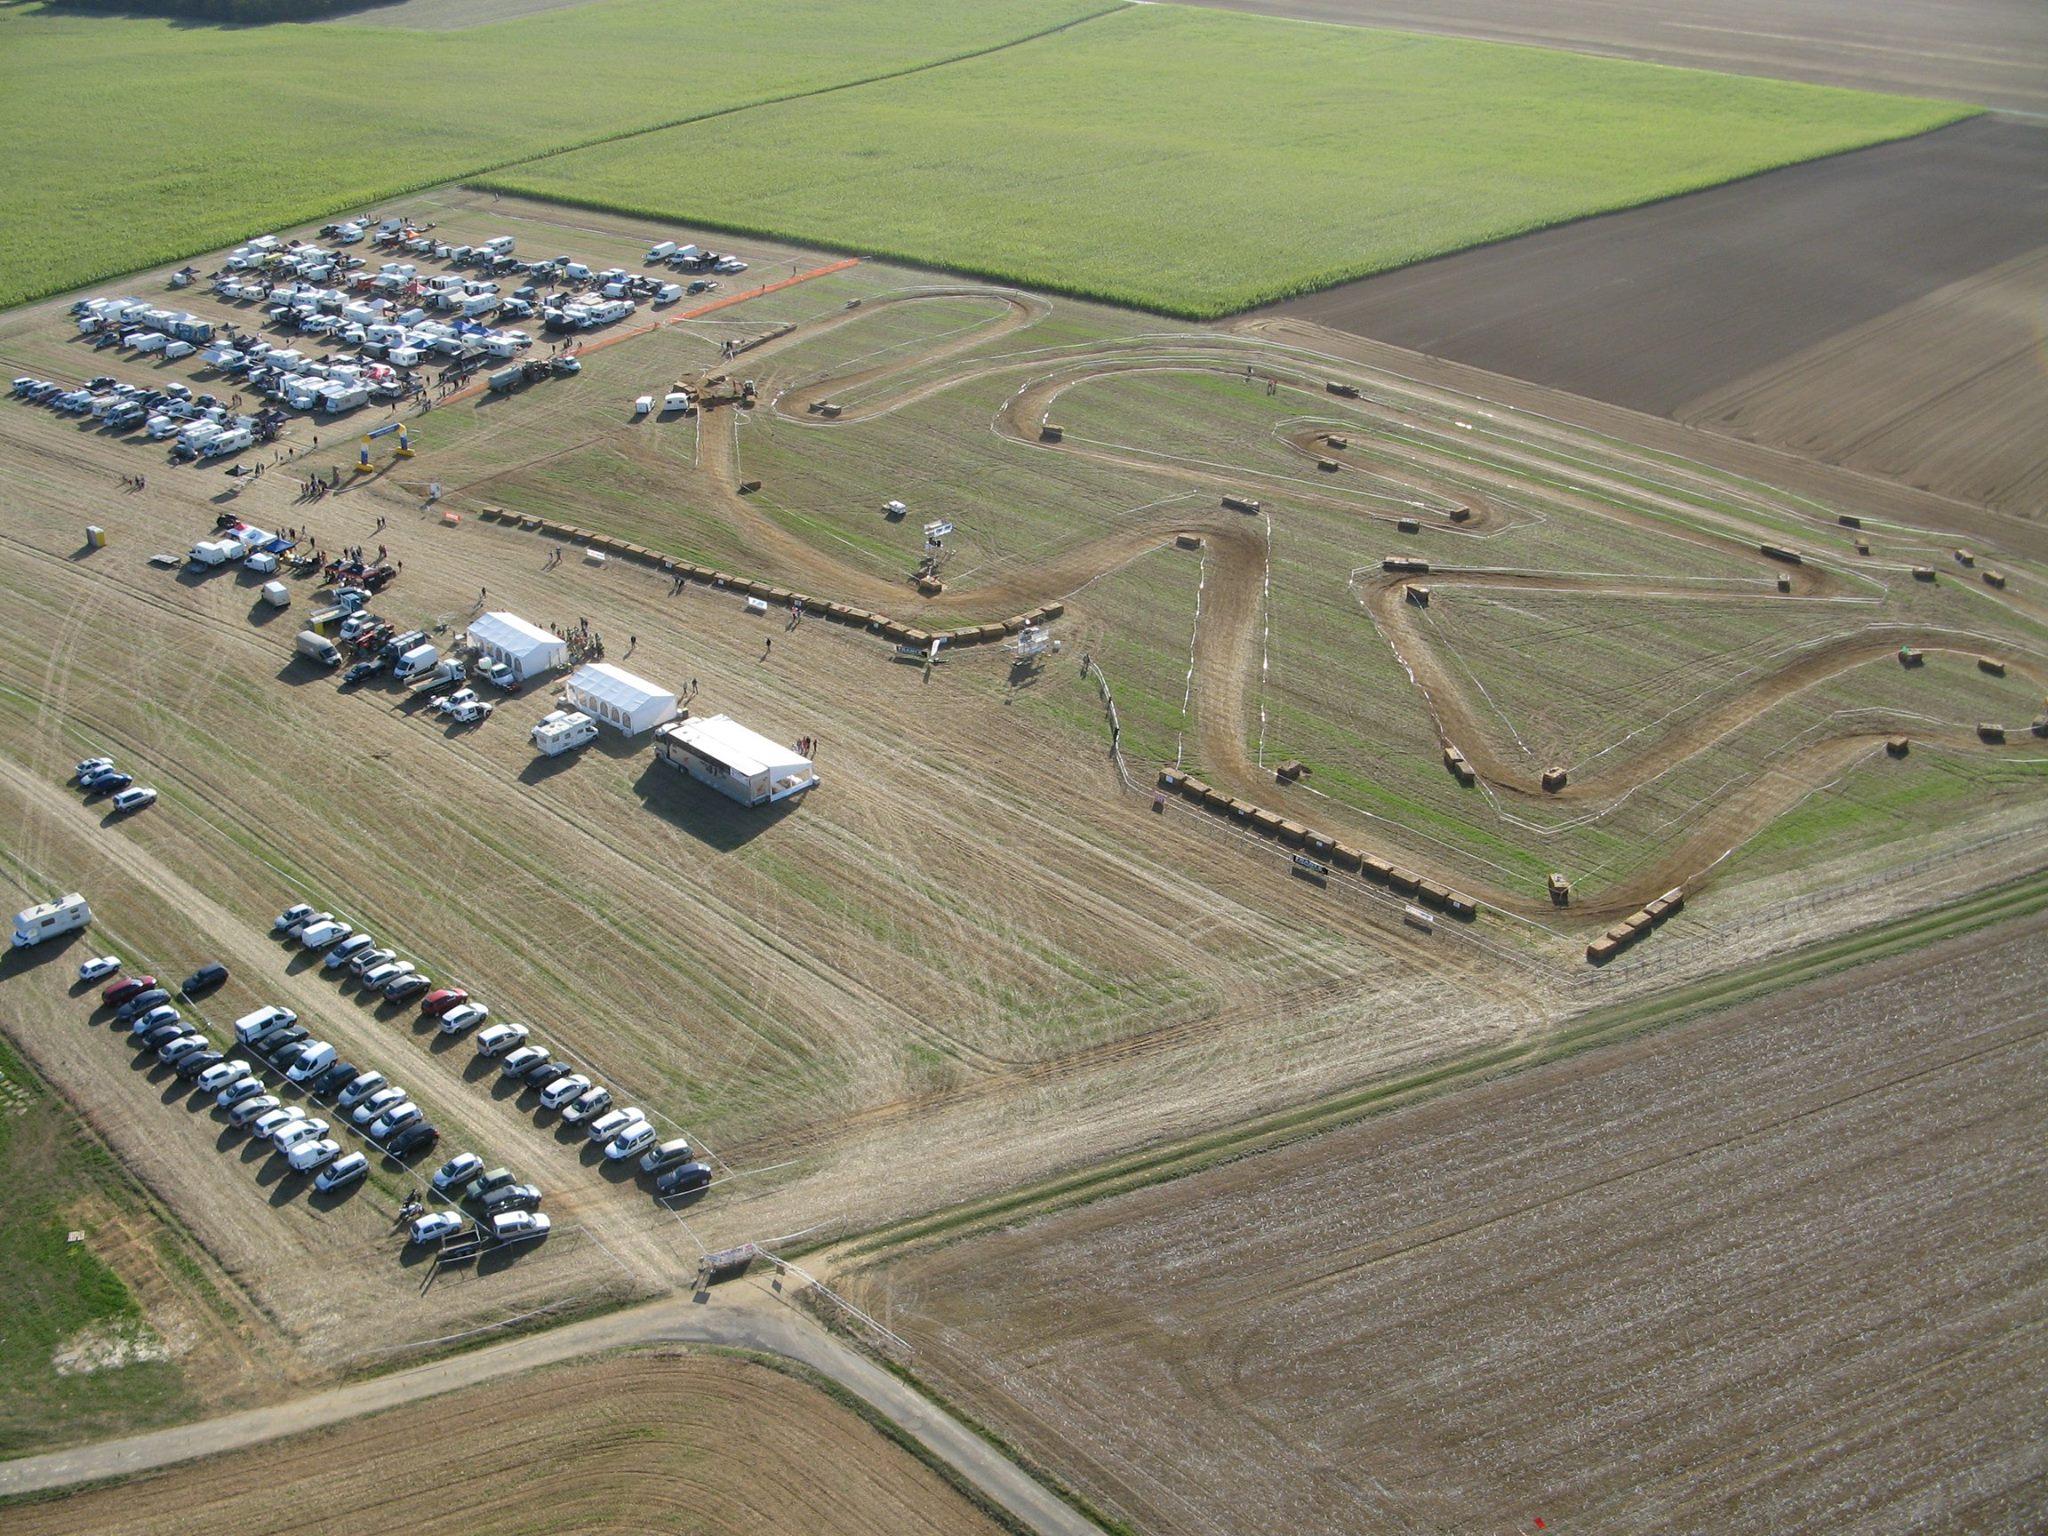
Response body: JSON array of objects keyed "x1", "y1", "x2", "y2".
[{"x1": 13, "y1": 893, "x2": 90, "y2": 948}]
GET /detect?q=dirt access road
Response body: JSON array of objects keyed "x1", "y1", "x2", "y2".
[
  {"x1": 849, "y1": 906, "x2": 2048, "y2": 1534},
  {"x1": 1175, "y1": 0, "x2": 2048, "y2": 113},
  {"x1": 0, "y1": 1282, "x2": 1096, "y2": 1536}
]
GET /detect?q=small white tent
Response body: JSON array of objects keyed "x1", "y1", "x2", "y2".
[
  {"x1": 468, "y1": 611, "x2": 568, "y2": 681},
  {"x1": 562, "y1": 662, "x2": 678, "y2": 734},
  {"x1": 656, "y1": 715, "x2": 816, "y2": 806}
]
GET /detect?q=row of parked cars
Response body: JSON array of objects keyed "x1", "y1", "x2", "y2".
[
  {"x1": 89, "y1": 964, "x2": 370, "y2": 1194},
  {"x1": 71, "y1": 754, "x2": 157, "y2": 815},
  {"x1": 280, "y1": 899, "x2": 712, "y2": 1199},
  {"x1": 408, "y1": 1153, "x2": 550, "y2": 1247}
]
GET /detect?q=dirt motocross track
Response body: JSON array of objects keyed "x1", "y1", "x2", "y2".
[{"x1": 660, "y1": 289, "x2": 2044, "y2": 918}]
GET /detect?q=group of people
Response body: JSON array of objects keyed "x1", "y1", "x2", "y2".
[
  {"x1": 116, "y1": 473, "x2": 147, "y2": 492},
  {"x1": 794, "y1": 735, "x2": 820, "y2": 759}
]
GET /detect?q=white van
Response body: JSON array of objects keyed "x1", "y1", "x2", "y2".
[
  {"x1": 12, "y1": 893, "x2": 90, "y2": 948},
  {"x1": 647, "y1": 241, "x2": 677, "y2": 262},
  {"x1": 233, "y1": 1004, "x2": 298, "y2": 1046},
  {"x1": 392, "y1": 643, "x2": 439, "y2": 681}
]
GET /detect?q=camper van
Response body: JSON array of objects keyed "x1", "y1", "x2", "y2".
[
  {"x1": 531, "y1": 710, "x2": 598, "y2": 756},
  {"x1": 13, "y1": 893, "x2": 90, "y2": 949}
]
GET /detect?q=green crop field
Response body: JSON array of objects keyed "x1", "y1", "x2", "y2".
[
  {"x1": 0, "y1": 1033, "x2": 195, "y2": 1456},
  {"x1": 485, "y1": 4, "x2": 1973, "y2": 317},
  {"x1": 0, "y1": 0, "x2": 1112, "y2": 310}
]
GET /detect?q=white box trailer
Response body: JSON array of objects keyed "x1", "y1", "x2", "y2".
[
  {"x1": 13, "y1": 893, "x2": 90, "y2": 948},
  {"x1": 261, "y1": 580, "x2": 291, "y2": 607}
]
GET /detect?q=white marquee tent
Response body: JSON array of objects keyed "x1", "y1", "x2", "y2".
[
  {"x1": 562, "y1": 662, "x2": 678, "y2": 734},
  {"x1": 656, "y1": 715, "x2": 816, "y2": 806},
  {"x1": 467, "y1": 611, "x2": 568, "y2": 681}
]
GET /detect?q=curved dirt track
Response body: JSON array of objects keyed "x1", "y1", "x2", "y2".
[{"x1": 664, "y1": 290, "x2": 2040, "y2": 918}]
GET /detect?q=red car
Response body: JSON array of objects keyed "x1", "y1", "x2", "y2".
[
  {"x1": 419, "y1": 988, "x2": 469, "y2": 1018},
  {"x1": 102, "y1": 974, "x2": 157, "y2": 1007}
]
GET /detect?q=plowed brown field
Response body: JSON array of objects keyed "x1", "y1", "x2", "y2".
[{"x1": 850, "y1": 909, "x2": 2048, "y2": 1534}]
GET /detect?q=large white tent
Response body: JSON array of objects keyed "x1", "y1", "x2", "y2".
[
  {"x1": 562, "y1": 662, "x2": 678, "y2": 734},
  {"x1": 467, "y1": 611, "x2": 568, "y2": 681},
  {"x1": 656, "y1": 715, "x2": 816, "y2": 806}
]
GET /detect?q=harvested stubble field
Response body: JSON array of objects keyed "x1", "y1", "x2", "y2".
[
  {"x1": 846, "y1": 907, "x2": 2048, "y2": 1535},
  {"x1": 1, "y1": 1350, "x2": 1008, "y2": 1536},
  {"x1": 0, "y1": 196, "x2": 2042, "y2": 1448},
  {"x1": 483, "y1": 4, "x2": 1970, "y2": 318}
]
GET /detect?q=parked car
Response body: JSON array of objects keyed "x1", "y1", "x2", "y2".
[
  {"x1": 351, "y1": 1087, "x2": 406, "y2": 1127},
  {"x1": 175, "y1": 1048, "x2": 225, "y2": 1080},
  {"x1": 419, "y1": 988, "x2": 469, "y2": 1018},
  {"x1": 114, "y1": 987, "x2": 172, "y2": 1021},
  {"x1": 226, "y1": 1093, "x2": 282, "y2": 1127},
  {"x1": 138, "y1": 1022, "x2": 186, "y2": 1053},
  {"x1": 180, "y1": 962, "x2": 229, "y2": 994},
  {"x1": 383, "y1": 974, "x2": 431, "y2": 1003},
  {"x1": 360, "y1": 959, "x2": 411, "y2": 990},
  {"x1": 110, "y1": 786, "x2": 157, "y2": 815},
  {"x1": 217, "y1": 1077, "x2": 267, "y2": 1110},
  {"x1": 325, "y1": 933, "x2": 374, "y2": 969},
  {"x1": 196, "y1": 1059, "x2": 252, "y2": 1095},
  {"x1": 77, "y1": 955, "x2": 122, "y2": 983},
  {"x1": 337, "y1": 1071, "x2": 388, "y2": 1110},
  {"x1": 157, "y1": 1033, "x2": 210, "y2": 1065},
  {"x1": 102, "y1": 974, "x2": 157, "y2": 1007},
  {"x1": 537, "y1": 1074, "x2": 591, "y2": 1112},
  {"x1": 130, "y1": 1003, "x2": 183, "y2": 1034},
  {"x1": 73, "y1": 756, "x2": 115, "y2": 783},
  {"x1": 585, "y1": 1107, "x2": 645, "y2": 1145},
  {"x1": 342, "y1": 659, "x2": 383, "y2": 686},
  {"x1": 475, "y1": 1023, "x2": 530, "y2": 1057},
  {"x1": 498, "y1": 1044, "x2": 548, "y2": 1078},
  {"x1": 369, "y1": 1102, "x2": 422, "y2": 1139},
  {"x1": 284, "y1": 909, "x2": 332, "y2": 937},
  {"x1": 273, "y1": 1118, "x2": 331, "y2": 1152},
  {"x1": 274, "y1": 903, "x2": 315, "y2": 932},
  {"x1": 287, "y1": 1137, "x2": 340, "y2": 1174},
  {"x1": 315, "y1": 1151, "x2": 369, "y2": 1192},
  {"x1": 561, "y1": 1086, "x2": 612, "y2": 1125},
  {"x1": 463, "y1": 1166, "x2": 515, "y2": 1204},
  {"x1": 524, "y1": 1060, "x2": 571, "y2": 1090},
  {"x1": 436, "y1": 1002, "x2": 488, "y2": 1036},
  {"x1": 489, "y1": 1210, "x2": 551, "y2": 1243},
  {"x1": 310, "y1": 1059, "x2": 360, "y2": 1096},
  {"x1": 407, "y1": 1211, "x2": 465, "y2": 1245},
  {"x1": 606, "y1": 1121, "x2": 658, "y2": 1162},
  {"x1": 481, "y1": 1182, "x2": 542, "y2": 1215},
  {"x1": 656, "y1": 1160, "x2": 713, "y2": 1197},
  {"x1": 349, "y1": 947, "x2": 395, "y2": 976},
  {"x1": 389, "y1": 1123, "x2": 440, "y2": 1160},
  {"x1": 432, "y1": 1153, "x2": 485, "y2": 1194},
  {"x1": 250, "y1": 1106, "x2": 303, "y2": 1141},
  {"x1": 83, "y1": 770, "x2": 133, "y2": 796},
  {"x1": 263, "y1": 1025, "x2": 309, "y2": 1055},
  {"x1": 640, "y1": 1137, "x2": 695, "y2": 1175}
]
